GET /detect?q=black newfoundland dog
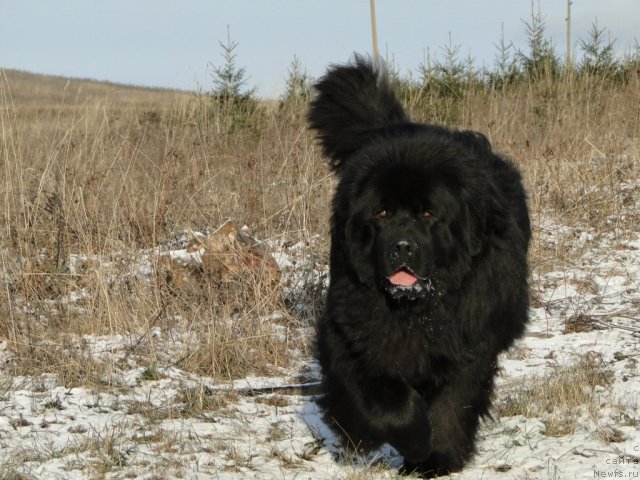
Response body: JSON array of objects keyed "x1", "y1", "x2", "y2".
[{"x1": 308, "y1": 57, "x2": 530, "y2": 478}]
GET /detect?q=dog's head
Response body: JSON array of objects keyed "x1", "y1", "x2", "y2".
[
  {"x1": 338, "y1": 138, "x2": 491, "y2": 302},
  {"x1": 309, "y1": 57, "x2": 507, "y2": 302}
]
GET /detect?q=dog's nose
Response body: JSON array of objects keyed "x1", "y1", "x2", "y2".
[{"x1": 391, "y1": 239, "x2": 418, "y2": 262}]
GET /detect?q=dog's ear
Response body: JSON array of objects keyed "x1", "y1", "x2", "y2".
[
  {"x1": 454, "y1": 130, "x2": 492, "y2": 155},
  {"x1": 308, "y1": 55, "x2": 408, "y2": 172}
]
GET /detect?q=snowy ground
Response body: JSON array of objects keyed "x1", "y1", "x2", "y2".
[{"x1": 1, "y1": 217, "x2": 639, "y2": 479}]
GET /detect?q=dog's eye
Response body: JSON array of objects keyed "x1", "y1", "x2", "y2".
[{"x1": 375, "y1": 209, "x2": 389, "y2": 218}]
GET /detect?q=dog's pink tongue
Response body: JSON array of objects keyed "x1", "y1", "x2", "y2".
[{"x1": 389, "y1": 270, "x2": 418, "y2": 287}]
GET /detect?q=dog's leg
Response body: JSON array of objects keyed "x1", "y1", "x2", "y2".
[
  {"x1": 322, "y1": 373, "x2": 433, "y2": 462},
  {"x1": 404, "y1": 361, "x2": 496, "y2": 477}
]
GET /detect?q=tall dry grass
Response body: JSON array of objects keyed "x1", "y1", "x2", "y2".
[
  {"x1": 0, "y1": 69, "x2": 329, "y2": 383},
  {"x1": 1, "y1": 66, "x2": 638, "y2": 383}
]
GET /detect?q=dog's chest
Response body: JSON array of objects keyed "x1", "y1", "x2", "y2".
[{"x1": 364, "y1": 315, "x2": 446, "y2": 379}]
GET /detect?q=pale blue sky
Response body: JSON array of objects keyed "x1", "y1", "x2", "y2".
[{"x1": 1, "y1": 1, "x2": 638, "y2": 98}]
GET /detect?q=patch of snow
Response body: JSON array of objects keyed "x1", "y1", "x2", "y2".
[{"x1": 1, "y1": 220, "x2": 639, "y2": 478}]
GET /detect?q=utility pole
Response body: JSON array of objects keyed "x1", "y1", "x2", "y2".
[
  {"x1": 566, "y1": 0, "x2": 573, "y2": 68},
  {"x1": 370, "y1": 0, "x2": 379, "y2": 66}
]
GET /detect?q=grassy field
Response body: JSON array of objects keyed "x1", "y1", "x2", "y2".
[
  {"x1": 1, "y1": 65, "x2": 639, "y2": 382},
  {"x1": 0, "y1": 60, "x2": 639, "y2": 478}
]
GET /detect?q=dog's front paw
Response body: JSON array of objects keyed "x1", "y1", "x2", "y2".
[
  {"x1": 387, "y1": 408, "x2": 432, "y2": 464},
  {"x1": 402, "y1": 451, "x2": 463, "y2": 478}
]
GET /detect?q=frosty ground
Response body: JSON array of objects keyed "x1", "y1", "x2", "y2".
[{"x1": 1, "y1": 213, "x2": 639, "y2": 480}]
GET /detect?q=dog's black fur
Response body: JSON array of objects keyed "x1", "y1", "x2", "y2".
[{"x1": 308, "y1": 57, "x2": 530, "y2": 478}]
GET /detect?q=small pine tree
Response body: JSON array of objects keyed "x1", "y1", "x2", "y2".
[
  {"x1": 417, "y1": 48, "x2": 437, "y2": 85},
  {"x1": 436, "y1": 34, "x2": 467, "y2": 87},
  {"x1": 491, "y1": 23, "x2": 520, "y2": 87},
  {"x1": 622, "y1": 39, "x2": 640, "y2": 76},
  {"x1": 281, "y1": 55, "x2": 311, "y2": 104},
  {"x1": 418, "y1": 34, "x2": 469, "y2": 98},
  {"x1": 207, "y1": 27, "x2": 262, "y2": 137},
  {"x1": 517, "y1": 1, "x2": 560, "y2": 80},
  {"x1": 210, "y1": 26, "x2": 255, "y2": 103},
  {"x1": 578, "y1": 20, "x2": 617, "y2": 75}
]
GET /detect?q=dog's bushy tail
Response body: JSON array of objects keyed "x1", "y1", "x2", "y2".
[{"x1": 308, "y1": 55, "x2": 408, "y2": 172}]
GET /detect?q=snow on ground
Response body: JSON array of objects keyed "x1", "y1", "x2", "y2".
[{"x1": 1, "y1": 218, "x2": 639, "y2": 479}]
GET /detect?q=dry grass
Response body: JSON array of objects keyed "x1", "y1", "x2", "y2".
[
  {"x1": 1, "y1": 68, "x2": 326, "y2": 383},
  {"x1": 496, "y1": 352, "x2": 614, "y2": 437},
  {"x1": 1, "y1": 66, "x2": 639, "y2": 386}
]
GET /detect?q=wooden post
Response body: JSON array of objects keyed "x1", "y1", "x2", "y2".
[
  {"x1": 370, "y1": 0, "x2": 379, "y2": 66},
  {"x1": 566, "y1": 0, "x2": 573, "y2": 68}
]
